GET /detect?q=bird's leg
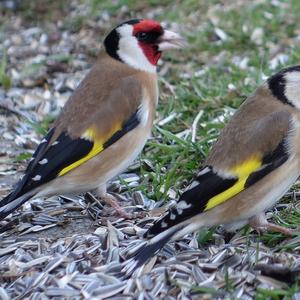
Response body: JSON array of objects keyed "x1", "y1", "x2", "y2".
[
  {"x1": 96, "y1": 185, "x2": 148, "y2": 219},
  {"x1": 96, "y1": 184, "x2": 133, "y2": 219},
  {"x1": 248, "y1": 213, "x2": 294, "y2": 236},
  {"x1": 148, "y1": 206, "x2": 168, "y2": 217}
]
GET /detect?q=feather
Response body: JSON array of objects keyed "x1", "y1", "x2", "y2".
[
  {"x1": 127, "y1": 67, "x2": 299, "y2": 272},
  {"x1": 0, "y1": 191, "x2": 35, "y2": 221},
  {"x1": 122, "y1": 226, "x2": 179, "y2": 276},
  {"x1": 0, "y1": 108, "x2": 141, "y2": 222},
  {"x1": 145, "y1": 167, "x2": 238, "y2": 238},
  {"x1": 0, "y1": 128, "x2": 55, "y2": 207},
  {"x1": 145, "y1": 136, "x2": 289, "y2": 239}
]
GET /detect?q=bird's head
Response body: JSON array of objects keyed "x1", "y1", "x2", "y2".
[
  {"x1": 104, "y1": 19, "x2": 185, "y2": 73},
  {"x1": 268, "y1": 65, "x2": 300, "y2": 109}
]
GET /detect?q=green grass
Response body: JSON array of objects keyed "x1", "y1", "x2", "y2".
[
  {"x1": 79, "y1": 0, "x2": 300, "y2": 246},
  {"x1": 0, "y1": 52, "x2": 11, "y2": 89},
  {"x1": 78, "y1": 8, "x2": 300, "y2": 296},
  {"x1": 112, "y1": 0, "x2": 300, "y2": 213},
  {"x1": 91, "y1": 2, "x2": 300, "y2": 296},
  {"x1": 95, "y1": 0, "x2": 300, "y2": 205},
  {"x1": 255, "y1": 286, "x2": 300, "y2": 300},
  {"x1": 6, "y1": 0, "x2": 300, "y2": 296},
  {"x1": 27, "y1": 116, "x2": 54, "y2": 136}
]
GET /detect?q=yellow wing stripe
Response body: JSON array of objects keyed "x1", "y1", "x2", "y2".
[
  {"x1": 58, "y1": 126, "x2": 121, "y2": 176},
  {"x1": 204, "y1": 157, "x2": 262, "y2": 210}
]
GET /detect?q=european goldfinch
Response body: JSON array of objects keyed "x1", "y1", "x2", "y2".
[
  {"x1": 0, "y1": 19, "x2": 184, "y2": 221},
  {"x1": 125, "y1": 65, "x2": 300, "y2": 273}
]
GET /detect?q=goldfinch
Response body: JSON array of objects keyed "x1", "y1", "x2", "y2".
[
  {"x1": 0, "y1": 19, "x2": 184, "y2": 221},
  {"x1": 125, "y1": 65, "x2": 300, "y2": 273}
]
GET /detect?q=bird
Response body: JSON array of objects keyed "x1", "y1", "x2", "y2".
[
  {"x1": 0, "y1": 19, "x2": 185, "y2": 222},
  {"x1": 124, "y1": 64, "x2": 300, "y2": 274}
]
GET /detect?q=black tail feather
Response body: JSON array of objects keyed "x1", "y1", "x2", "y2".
[
  {"x1": 0, "y1": 192, "x2": 14, "y2": 208},
  {"x1": 0, "y1": 193, "x2": 33, "y2": 222},
  {"x1": 0, "y1": 128, "x2": 55, "y2": 210},
  {"x1": 122, "y1": 227, "x2": 178, "y2": 276}
]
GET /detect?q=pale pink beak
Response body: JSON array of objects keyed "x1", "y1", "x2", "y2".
[{"x1": 158, "y1": 30, "x2": 186, "y2": 51}]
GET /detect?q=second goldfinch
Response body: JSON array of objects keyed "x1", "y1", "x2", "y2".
[
  {"x1": 125, "y1": 65, "x2": 300, "y2": 274},
  {"x1": 0, "y1": 19, "x2": 184, "y2": 222}
]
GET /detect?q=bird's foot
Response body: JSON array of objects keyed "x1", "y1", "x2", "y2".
[
  {"x1": 100, "y1": 193, "x2": 132, "y2": 219},
  {"x1": 100, "y1": 193, "x2": 148, "y2": 219},
  {"x1": 249, "y1": 213, "x2": 294, "y2": 236},
  {"x1": 147, "y1": 206, "x2": 168, "y2": 217}
]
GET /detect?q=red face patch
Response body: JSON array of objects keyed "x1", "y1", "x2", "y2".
[
  {"x1": 133, "y1": 19, "x2": 163, "y2": 66},
  {"x1": 139, "y1": 44, "x2": 161, "y2": 66},
  {"x1": 132, "y1": 19, "x2": 162, "y2": 35}
]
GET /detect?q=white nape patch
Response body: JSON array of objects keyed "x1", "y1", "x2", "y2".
[
  {"x1": 32, "y1": 175, "x2": 41, "y2": 181},
  {"x1": 284, "y1": 71, "x2": 300, "y2": 109},
  {"x1": 52, "y1": 141, "x2": 59, "y2": 146},
  {"x1": 176, "y1": 200, "x2": 192, "y2": 215},
  {"x1": 117, "y1": 24, "x2": 156, "y2": 73},
  {"x1": 160, "y1": 221, "x2": 168, "y2": 228},
  {"x1": 38, "y1": 158, "x2": 48, "y2": 165}
]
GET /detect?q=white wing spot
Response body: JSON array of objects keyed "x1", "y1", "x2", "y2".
[
  {"x1": 177, "y1": 201, "x2": 192, "y2": 210},
  {"x1": 32, "y1": 175, "x2": 41, "y2": 181},
  {"x1": 197, "y1": 167, "x2": 210, "y2": 176},
  {"x1": 169, "y1": 213, "x2": 176, "y2": 220},
  {"x1": 52, "y1": 141, "x2": 59, "y2": 146},
  {"x1": 176, "y1": 200, "x2": 191, "y2": 215},
  {"x1": 41, "y1": 138, "x2": 47, "y2": 143},
  {"x1": 38, "y1": 158, "x2": 48, "y2": 165},
  {"x1": 160, "y1": 221, "x2": 168, "y2": 228},
  {"x1": 187, "y1": 181, "x2": 199, "y2": 189}
]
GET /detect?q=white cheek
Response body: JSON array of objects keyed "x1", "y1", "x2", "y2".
[
  {"x1": 286, "y1": 116, "x2": 300, "y2": 159},
  {"x1": 117, "y1": 25, "x2": 156, "y2": 73},
  {"x1": 284, "y1": 71, "x2": 300, "y2": 109}
]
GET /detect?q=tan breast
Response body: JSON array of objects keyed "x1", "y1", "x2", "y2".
[
  {"x1": 206, "y1": 85, "x2": 293, "y2": 170},
  {"x1": 42, "y1": 70, "x2": 158, "y2": 193}
]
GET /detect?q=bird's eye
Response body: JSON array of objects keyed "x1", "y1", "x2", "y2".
[{"x1": 136, "y1": 32, "x2": 148, "y2": 41}]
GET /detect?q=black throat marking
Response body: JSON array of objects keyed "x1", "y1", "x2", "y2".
[
  {"x1": 267, "y1": 65, "x2": 300, "y2": 107},
  {"x1": 104, "y1": 19, "x2": 141, "y2": 62}
]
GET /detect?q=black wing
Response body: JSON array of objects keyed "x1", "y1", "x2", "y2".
[
  {"x1": 145, "y1": 138, "x2": 289, "y2": 238},
  {"x1": 0, "y1": 109, "x2": 140, "y2": 207}
]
